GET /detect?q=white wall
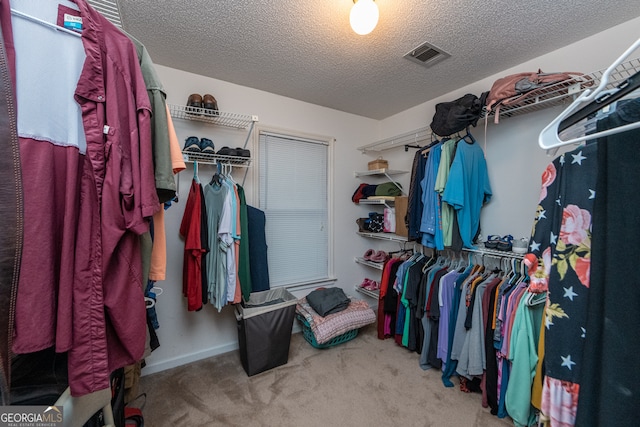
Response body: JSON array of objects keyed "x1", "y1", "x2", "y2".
[{"x1": 144, "y1": 17, "x2": 640, "y2": 374}]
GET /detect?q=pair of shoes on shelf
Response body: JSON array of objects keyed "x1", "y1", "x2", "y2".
[
  {"x1": 363, "y1": 249, "x2": 388, "y2": 263},
  {"x1": 186, "y1": 93, "x2": 219, "y2": 116},
  {"x1": 484, "y1": 234, "x2": 513, "y2": 251},
  {"x1": 359, "y1": 278, "x2": 379, "y2": 291},
  {"x1": 217, "y1": 146, "x2": 251, "y2": 157},
  {"x1": 183, "y1": 136, "x2": 215, "y2": 154}
]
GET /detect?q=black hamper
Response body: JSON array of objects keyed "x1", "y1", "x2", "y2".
[{"x1": 235, "y1": 288, "x2": 297, "y2": 376}]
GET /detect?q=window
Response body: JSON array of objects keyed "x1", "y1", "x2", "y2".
[{"x1": 258, "y1": 131, "x2": 332, "y2": 287}]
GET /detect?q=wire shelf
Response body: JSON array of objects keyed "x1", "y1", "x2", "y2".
[
  {"x1": 358, "y1": 199, "x2": 394, "y2": 206},
  {"x1": 358, "y1": 57, "x2": 640, "y2": 152},
  {"x1": 354, "y1": 169, "x2": 408, "y2": 178},
  {"x1": 169, "y1": 104, "x2": 257, "y2": 129},
  {"x1": 462, "y1": 247, "x2": 525, "y2": 259},
  {"x1": 182, "y1": 150, "x2": 252, "y2": 167},
  {"x1": 357, "y1": 126, "x2": 433, "y2": 153},
  {"x1": 354, "y1": 286, "x2": 379, "y2": 299},
  {"x1": 356, "y1": 231, "x2": 408, "y2": 243},
  {"x1": 354, "y1": 257, "x2": 385, "y2": 270}
]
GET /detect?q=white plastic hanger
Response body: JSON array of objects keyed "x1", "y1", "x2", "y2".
[
  {"x1": 11, "y1": 8, "x2": 82, "y2": 38},
  {"x1": 539, "y1": 37, "x2": 640, "y2": 155}
]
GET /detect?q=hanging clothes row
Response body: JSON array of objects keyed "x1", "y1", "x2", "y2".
[
  {"x1": 377, "y1": 250, "x2": 549, "y2": 426},
  {"x1": 406, "y1": 131, "x2": 492, "y2": 251},
  {"x1": 179, "y1": 162, "x2": 269, "y2": 312}
]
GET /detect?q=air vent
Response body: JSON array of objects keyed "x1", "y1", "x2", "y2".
[{"x1": 404, "y1": 42, "x2": 450, "y2": 68}]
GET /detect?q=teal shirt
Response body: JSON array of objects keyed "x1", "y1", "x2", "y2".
[
  {"x1": 204, "y1": 182, "x2": 230, "y2": 311},
  {"x1": 442, "y1": 140, "x2": 492, "y2": 248},
  {"x1": 505, "y1": 292, "x2": 545, "y2": 427}
]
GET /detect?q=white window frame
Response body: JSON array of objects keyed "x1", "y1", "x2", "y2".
[{"x1": 253, "y1": 127, "x2": 335, "y2": 290}]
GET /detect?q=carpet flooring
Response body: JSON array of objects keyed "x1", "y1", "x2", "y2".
[{"x1": 139, "y1": 324, "x2": 514, "y2": 426}]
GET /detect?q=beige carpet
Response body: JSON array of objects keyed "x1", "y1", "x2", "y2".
[{"x1": 139, "y1": 324, "x2": 513, "y2": 426}]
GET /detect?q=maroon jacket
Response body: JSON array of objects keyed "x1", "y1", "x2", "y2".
[{"x1": 5, "y1": 0, "x2": 159, "y2": 396}]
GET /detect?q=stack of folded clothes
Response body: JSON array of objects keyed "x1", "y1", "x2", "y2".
[
  {"x1": 296, "y1": 288, "x2": 376, "y2": 345},
  {"x1": 352, "y1": 182, "x2": 402, "y2": 204}
]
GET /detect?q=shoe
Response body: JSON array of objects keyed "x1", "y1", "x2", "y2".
[
  {"x1": 199, "y1": 138, "x2": 215, "y2": 154},
  {"x1": 484, "y1": 235, "x2": 500, "y2": 249},
  {"x1": 364, "y1": 280, "x2": 380, "y2": 291},
  {"x1": 370, "y1": 250, "x2": 388, "y2": 263},
  {"x1": 183, "y1": 136, "x2": 201, "y2": 152},
  {"x1": 186, "y1": 94, "x2": 203, "y2": 114},
  {"x1": 512, "y1": 237, "x2": 528, "y2": 254},
  {"x1": 363, "y1": 249, "x2": 375, "y2": 260},
  {"x1": 496, "y1": 235, "x2": 514, "y2": 251},
  {"x1": 236, "y1": 147, "x2": 251, "y2": 157},
  {"x1": 202, "y1": 94, "x2": 219, "y2": 116},
  {"x1": 356, "y1": 218, "x2": 369, "y2": 233},
  {"x1": 216, "y1": 146, "x2": 238, "y2": 156},
  {"x1": 358, "y1": 278, "x2": 374, "y2": 289}
]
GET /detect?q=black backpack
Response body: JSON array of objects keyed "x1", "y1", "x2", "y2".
[{"x1": 430, "y1": 92, "x2": 488, "y2": 137}]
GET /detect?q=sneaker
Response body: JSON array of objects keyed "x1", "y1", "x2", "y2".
[
  {"x1": 199, "y1": 138, "x2": 215, "y2": 154},
  {"x1": 512, "y1": 237, "x2": 529, "y2": 254},
  {"x1": 216, "y1": 146, "x2": 238, "y2": 156},
  {"x1": 183, "y1": 136, "x2": 201, "y2": 152},
  {"x1": 496, "y1": 235, "x2": 514, "y2": 251},
  {"x1": 236, "y1": 147, "x2": 251, "y2": 157},
  {"x1": 484, "y1": 235, "x2": 500, "y2": 249}
]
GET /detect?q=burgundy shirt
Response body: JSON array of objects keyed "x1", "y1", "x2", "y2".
[{"x1": 5, "y1": 0, "x2": 159, "y2": 396}]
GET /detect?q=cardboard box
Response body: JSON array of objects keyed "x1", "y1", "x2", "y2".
[{"x1": 394, "y1": 196, "x2": 408, "y2": 237}]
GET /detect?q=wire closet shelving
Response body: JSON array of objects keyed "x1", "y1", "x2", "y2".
[{"x1": 357, "y1": 57, "x2": 640, "y2": 153}]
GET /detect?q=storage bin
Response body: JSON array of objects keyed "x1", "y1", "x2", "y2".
[
  {"x1": 368, "y1": 156, "x2": 388, "y2": 170},
  {"x1": 295, "y1": 314, "x2": 359, "y2": 349},
  {"x1": 235, "y1": 288, "x2": 298, "y2": 376}
]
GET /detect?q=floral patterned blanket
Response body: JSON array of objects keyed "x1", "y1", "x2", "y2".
[{"x1": 296, "y1": 297, "x2": 376, "y2": 344}]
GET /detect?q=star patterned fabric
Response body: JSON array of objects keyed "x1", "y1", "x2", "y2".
[{"x1": 525, "y1": 142, "x2": 597, "y2": 426}]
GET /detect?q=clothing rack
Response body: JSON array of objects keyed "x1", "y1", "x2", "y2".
[{"x1": 462, "y1": 247, "x2": 525, "y2": 260}]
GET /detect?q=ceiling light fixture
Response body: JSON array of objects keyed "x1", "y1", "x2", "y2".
[{"x1": 350, "y1": 0, "x2": 379, "y2": 36}]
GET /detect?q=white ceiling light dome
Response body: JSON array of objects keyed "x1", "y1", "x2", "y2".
[{"x1": 350, "y1": 0, "x2": 379, "y2": 36}]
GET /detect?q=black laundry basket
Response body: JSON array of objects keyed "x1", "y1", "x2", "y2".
[{"x1": 235, "y1": 288, "x2": 297, "y2": 376}]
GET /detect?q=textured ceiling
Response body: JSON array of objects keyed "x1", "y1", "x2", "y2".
[{"x1": 117, "y1": 0, "x2": 640, "y2": 120}]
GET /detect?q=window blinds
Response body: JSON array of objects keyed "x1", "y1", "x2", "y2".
[{"x1": 259, "y1": 132, "x2": 329, "y2": 287}]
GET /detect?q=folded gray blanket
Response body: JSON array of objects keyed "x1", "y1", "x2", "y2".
[{"x1": 306, "y1": 287, "x2": 350, "y2": 317}]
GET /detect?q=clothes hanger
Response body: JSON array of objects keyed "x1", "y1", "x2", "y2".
[
  {"x1": 210, "y1": 163, "x2": 224, "y2": 186},
  {"x1": 420, "y1": 131, "x2": 443, "y2": 155},
  {"x1": 193, "y1": 161, "x2": 200, "y2": 183},
  {"x1": 558, "y1": 70, "x2": 640, "y2": 133},
  {"x1": 11, "y1": 8, "x2": 82, "y2": 38},
  {"x1": 461, "y1": 128, "x2": 476, "y2": 144},
  {"x1": 539, "y1": 37, "x2": 640, "y2": 155}
]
